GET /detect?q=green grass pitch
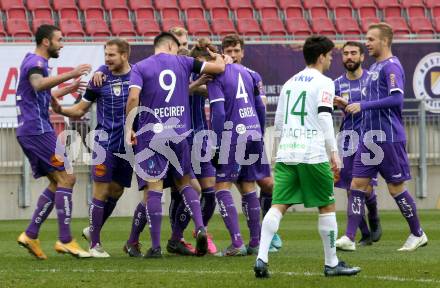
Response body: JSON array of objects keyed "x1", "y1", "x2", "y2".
[{"x1": 1, "y1": 210, "x2": 439, "y2": 288}]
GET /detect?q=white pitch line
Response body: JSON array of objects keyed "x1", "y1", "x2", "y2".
[{"x1": 0, "y1": 268, "x2": 438, "y2": 284}]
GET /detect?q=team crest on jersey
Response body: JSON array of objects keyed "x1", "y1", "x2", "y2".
[
  {"x1": 112, "y1": 83, "x2": 122, "y2": 96},
  {"x1": 341, "y1": 92, "x2": 349, "y2": 100},
  {"x1": 371, "y1": 71, "x2": 379, "y2": 81},
  {"x1": 413, "y1": 52, "x2": 440, "y2": 113}
]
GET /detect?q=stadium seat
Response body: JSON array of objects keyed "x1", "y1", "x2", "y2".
[
  {"x1": 311, "y1": 18, "x2": 337, "y2": 35},
  {"x1": 211, "y1": 18, "x2": 236, "y2": 35},
  {"x1": 187, "y1": 18, "x2": 212, "y2": 36},
  {"x1": 229, "y1": 0, "x2": 254, "y2": 19},
  {"x1": 53, "y1": 0, "x2": 79, "y2": 20},
  {"x1": 236, "y1": 18, "x2": 262, "y2": 36},
  {"x1": 204, "y1": 0, "x2": 230, "y2": 19},
  {"x1": 111, "y1": 19, "x2": 137, "y2": 37},
  {"x1": 376, "y1": 0, "x2": 401, "y2": 18},
  {"x1": 210, "y1": 7, "x2": 230, "y2": 19},
  {"x1": 161, "y1": 19, "x2": 185, "y2": 32},
  {"x1": 409, "y1": 17, "x2": 434, "y2": 35},
  {"x1": 285, "y1": 17, "x2": 312, "y2": 36},
  {"x1": 254, "y1": 0, "x2": 279, "y2": 19},
  {"x1": 136, "y1": 19, "x2": 161, "y2": 36},
  {"x1": 180, "y1": 0, "x2": 202, "y2": 9},
  {"x1": 155, "y1": 0, "x2": 180, "y2": 18},
  {"x1": 425, "y1": 0, "x2": 440, "y2": 18},
  {"x1": 351, "y1": 0, "x2": 377, "y2": 18},
  {"x1": 103, "y1": 0, "x2": 130, "y2": 20},
  {"x1": 6, "y1": 19, "x2": 32, "y2": 40},
  {"x1": 401, "y1": 0, "x2": 425, "y2": 18},
  {"x1": 26, "y1": 0, "x2": 52, "y2": 19},
  {"x1": 85, "y1": 19, "x2": 112, "y2": 37},
  {"x1": 327, "y1": 0, "x2": 353, "y2": 18},
  {"x1": 0, "y1": 20, "x2": 7, "y2": 41},
  {"x1": 129, "y1": 0, "x2": 155, "y2": 19},
  {"x1": 78, "y1": 0, "x2": 105, "y2": 20},
  {"x1": 261, "y1": 18, "x2": 286, "y2": 36},
  {"x1": 303, "y1": 0, "x2": 328, "y2": 18},
  {"x1": 280, "y1": 0, "x2": 303, "y2": 18},
  {"x1": 1, "y1": 0, "x2": 27, "y2": 19},
  {"x1": 335, "y1": 17, "x2": 361, "y2": 36},
  {"x1": 384, "y1": 17, "x2": 410, "y2": 37},
  {"x1": 434, "y1": 17, "x2": 440, "y2": 33},
  {"x1": 59, "y1": 19, "x2": 85, "y2": 39},
  {"x1": 360, "y1": 17, "x2": 380, "y2": 33},
  {"x1": 185, "y1": 8, "x2": 206, "y2": 20},
  {"x1": 32, "y1": 18, "x2": 55, "y2": 33}
]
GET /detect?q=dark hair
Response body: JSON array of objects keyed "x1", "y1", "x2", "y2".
[
  {"x1": 221, "y1": 34, "x2": 244, "y2": 50},
  {"x1": 303, "y1": 36, "x2": 335, "y2": 65},
  {"x1": 105, "y1": 38, "x2": 131, "y2": 57},
  {"x1": 154, "y1": 32, "x2": 180, "y2": 48},
  {"x1": 190, "y1": 38, "x2": 218, "y2": 60},
  {"x1": 342, "y1": 41, "x2": 364, "y2": 54},
  {"x1": 35, "y1": 25, "x2": 61, "y2": 45}
]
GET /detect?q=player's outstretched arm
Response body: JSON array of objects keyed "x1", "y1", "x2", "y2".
[
  {"x1": 52, "y1": 98, "x2": 92, "y2": 118},
  {"x1": 201, "y1": 50, "x2": 226, "y2": 74},
  {"x1": 51, "y1": 78, "x2": 87, "y2": 99},
  {"x1": 30, "y1": 64, "x2": 92, "y2": 92},
  {"x1": 125, "y1": 87, "x2": 140, "y2": 146}
]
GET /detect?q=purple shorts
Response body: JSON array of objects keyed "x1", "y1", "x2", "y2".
[
  {"x1": 352, "y1": 141, "x2": 411, "y2": 184},
  {"x1": 335, "y1": 153, "x2": 378, "y2": 190},
  {"x1": 189, "y1": 135, "x2": 216, "y2": 179},
  {"x1": 216, "y1": 140, "x2": 271, "y2": 183},
  {"x1": 92, "y1": 150, "x2": 133, "y2": 188},
  {"x1": 17, "y1": 132, "x2": 68, "y2": 179},
  {"x1": 135, "y1": 138, "x2": 192, "y2": 191}
]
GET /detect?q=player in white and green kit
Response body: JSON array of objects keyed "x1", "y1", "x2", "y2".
[{"x1": 254, "y1": 36, "x2": 361, "y2": 278}]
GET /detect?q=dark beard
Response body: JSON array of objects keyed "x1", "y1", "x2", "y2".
[
  {"x1": 47, "y1": 45, "x2": 59, "y2": 58},
  {"x1": 343, "y1": 61, "x2": 361, "y2": 72}
]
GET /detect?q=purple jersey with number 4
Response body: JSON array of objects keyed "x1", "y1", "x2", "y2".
[
  {"x1": 207, "y1": 64, "x2": 262, "y2": 144},
  {"x1": 362, "y1": 57, "x2": 406, "y2": 142},
  {"x1": 129, "y1": 53, "x2": 204, "y2": 142},
  {"x1": 16, "y1": 53, "x2": 53, "y2": 136}
]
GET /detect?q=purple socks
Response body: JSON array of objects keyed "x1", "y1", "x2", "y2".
[
  {"x1": 201, "y1": 187, "x2": 216, "y2": 227},
  {"x1": 242, "y1": 191, "x2": 261, "y2": 247},
  {"x1": 89, "y1": 198, "x2": 105, "y2": 248},
  {"x1": 146, "y1": 191, "x2": 163, "y2": 249},
  {"x1": 55, "y1": 187, "x2": 73, "y2": 243},
  {"x1": 127, "y1": 202, "x2": 147, "y2": 244},
  {"x1": 345, "y1": 189, "x2": 366, "y2": 241},
  {"x1": 394, "y1": 190, "x2": 423, "y2": 237},
  {"x1": 216, "y1": 189, "x2": 243, "y2": 248},
  {"x1": 26, "y1": 188, "x2": 55, "y2": 239}
]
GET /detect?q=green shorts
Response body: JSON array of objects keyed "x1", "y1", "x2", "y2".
[{"x1": 272, "y1": 162, "x2": 335, "y2": 208}]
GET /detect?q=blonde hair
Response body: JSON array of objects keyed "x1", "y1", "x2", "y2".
[
  {"x1": 368, "y1": 22, "x2": 393, "y2": 47},
  {"x1": 168, "y1": 26, "x2": 188, "y2": 37}
]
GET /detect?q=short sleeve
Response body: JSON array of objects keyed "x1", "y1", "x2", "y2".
[
  {"x1": 334, "y1": 78, "x2": 340, "y2": 96},
  {"x1": 129, "y1": 64, "x2": 143, "y2": 90},
  {"x1": 26, "y1": 57, "x2": 47, "y2": 79},
  {"x1": 318, "y1": 78, "x2": 335, "y2": 110},
  {"x1": 383, "y1": 63, "x2": 404, "y2": 95},
  {"x1": 82, "y1": 88, "x2": 99, "y2": 102},
  {"x1": 253, "y1": 72, "x2": 266, "y2": 98},
  {"x1": 207, "y1": 77, "x2": 225, "y2": 104}
]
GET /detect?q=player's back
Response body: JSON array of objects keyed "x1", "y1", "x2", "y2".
[
  {"x1": 208, "y1": 63, "x2": 262, "y2": 144},
  {"x1": 130, "y1": 53, "x2": 195, "y2": 141},
  {"x1": 16, "y1": 53, "x2": 53, "y2": 137},
  {"x1": 276, "y1": 67, "x2": 334, "y2": 163}
]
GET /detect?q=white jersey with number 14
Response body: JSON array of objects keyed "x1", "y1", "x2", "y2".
[{"x1": 275, "y1": 67, "x2": 335, "y2": 164}]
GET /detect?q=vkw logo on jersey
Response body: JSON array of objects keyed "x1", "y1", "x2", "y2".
[
  {"x1": 112, "y1": 83, "x2": 122, "y2": 96},
  {"x1": 413, "y1": 52, "x2": 440, "y2": 113}
]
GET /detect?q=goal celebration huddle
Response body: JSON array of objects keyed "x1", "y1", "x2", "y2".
[{"x1": 15, "y1": 23, "x2": 426, "y2": 278}]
